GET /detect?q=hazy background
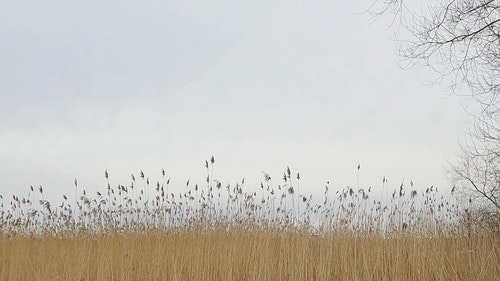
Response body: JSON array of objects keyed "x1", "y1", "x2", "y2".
[{"x1": 0, "y1": 0, "x2": 470, "y2": 203}]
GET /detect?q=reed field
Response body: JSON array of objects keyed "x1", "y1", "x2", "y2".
[{"x1": 1, "y1": 158, "x2": 499, "y2": 281}]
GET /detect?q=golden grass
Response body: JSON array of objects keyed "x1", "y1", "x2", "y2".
[
  {"x1": 1, "y1": 225, "x2": 498, "y2": 281},
  {"x1": 1, "y1": 161, "x2": 499, "y2": 280}
]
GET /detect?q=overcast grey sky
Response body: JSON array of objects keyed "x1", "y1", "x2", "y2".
[{"x1": 0, "y1": 0, "x2": 471, "y2": 202}]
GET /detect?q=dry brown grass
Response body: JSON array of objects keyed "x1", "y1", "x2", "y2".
[
  {"x1": 1, "y1": 160, "x2": 499, "y2": 280},
  {"x1": 0, "y1": 225, "x2": 498, "y2": 281}
]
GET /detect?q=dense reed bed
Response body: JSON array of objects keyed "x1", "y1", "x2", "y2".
[
  {"x1": 0, "y1": 158, "x2": 499, "y2": 280},
  {"x1": 1, "y1": 226, "x2": 498, "y2": 281}
]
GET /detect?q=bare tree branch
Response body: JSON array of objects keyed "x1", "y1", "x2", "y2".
[{"x1": 369, "y1": 1, "x2": 500, "y2": 216}]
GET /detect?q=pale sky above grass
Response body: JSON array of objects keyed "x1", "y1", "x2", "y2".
[{"x1": 0, "y1": 0, "x2": 471, "y2": 203}]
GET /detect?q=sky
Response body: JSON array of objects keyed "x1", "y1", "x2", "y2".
[{"x1": 0, "y1": 0, "x2": 472, "y2": 203}]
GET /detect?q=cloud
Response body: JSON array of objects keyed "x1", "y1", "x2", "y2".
[{"x1": 0, "y1": 0, "x2": 471, "y2": 202}]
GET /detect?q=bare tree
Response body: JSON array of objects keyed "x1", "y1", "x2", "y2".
[
  {"x1": 450, "y1": 107, "x2": 500, "y2": 213},
  {"x1": 372, "y1": 0, "x2": 499, "y2": 104},
  {"x1": 369, "y1": 0, "x2": 500, "y2": 214}
]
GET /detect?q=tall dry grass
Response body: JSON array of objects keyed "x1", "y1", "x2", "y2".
[
  {"x1": 1, "y1": 226, "x2": 498, "y2": 281},
  {"x1": 0, "y1": 158, "x2": 499, "y2": 280}
]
